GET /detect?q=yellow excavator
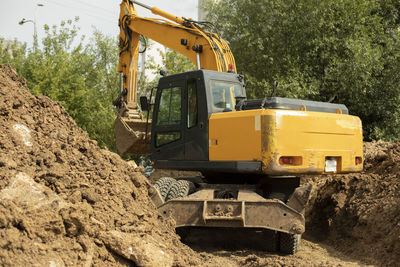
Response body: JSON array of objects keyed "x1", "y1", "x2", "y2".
[{"x1": 114, "y1": 0, "x2": 363, "y2": 254}]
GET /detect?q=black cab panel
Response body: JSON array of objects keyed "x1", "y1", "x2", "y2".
[{"x1": 151, "y1": 70, "x2": 245, "y2": 165}]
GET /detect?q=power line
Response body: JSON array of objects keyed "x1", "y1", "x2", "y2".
[
  {"x1": 45, "y1": 0, "x2": 113, "y2": 16},
  {"x1": 44, "y1": 0, "x2": 116, "y2": 24},
  {"x1": 68, "y1": 0, "x2": 114, "y2": 16}
]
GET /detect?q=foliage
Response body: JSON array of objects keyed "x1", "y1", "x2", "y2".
[
  {"x1": 204, "y1": 0, "x2": 400, "y2": 141},
  {"x1": 162, "y1": 49, "x2": 196, "y2": 75},
  {"x1": 145, "y1": 46, "x2": 195, "y2": 77},
  {"x1": 0, "y1": 39, "x2": 27, "y2": 71},
  {"x1": 145, "y1": 47, "x2": 195, "y2": 91}
]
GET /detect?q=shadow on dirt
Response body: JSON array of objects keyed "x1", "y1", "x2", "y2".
[{"x1": 178, "y1": 227, "x2": 279, "y2": 253}]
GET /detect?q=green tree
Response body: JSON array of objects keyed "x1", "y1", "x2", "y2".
[
  {"x1": 162, "y1": 49, "x2": 195, "y2": 75},
  {"x1": 0, "y1": 39, "x2": 27, "y2": 71},
  {"x1": 141, "y1": 46, "x2": 196, "y2": 99},
  {"x1": 204, "y1": 0, "x2": 400, "y2": 141}
]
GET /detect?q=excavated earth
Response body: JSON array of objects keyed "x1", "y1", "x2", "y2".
[
  {"x1": 305, "y1": 141, "x2": 400, "y2": 266},
  {"x1": 0, "y1": 64, "x2": 399, "y2": 266},
  {"x1": 0, "y1": 64, "x2": 201, "y2": 266}
]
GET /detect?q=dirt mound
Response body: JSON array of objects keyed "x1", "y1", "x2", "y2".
[
  {"x1": 307, "y1": 141, "x2": 400, "y2": 266},
  {"x1": 0, "y1": 64, "x2": 201, "y2": 266}
]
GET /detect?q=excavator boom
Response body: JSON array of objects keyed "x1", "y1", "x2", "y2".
[{"x1": 115, "y1": 0, "x2": 235, "y2": 154}]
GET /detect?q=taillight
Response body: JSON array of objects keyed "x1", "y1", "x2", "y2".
[
  {"x1": 279, "y1": 156, "x2": 294, "y2": 165},
  {"x1": 279, "y1": 156, "x2": 302, "y2": 165},
  {"x1": 355, "y1": 157, "x2": 362, "y2": 165},
  {"x1": 228, "y1": 64, "x2": 235, "y2": 72}
]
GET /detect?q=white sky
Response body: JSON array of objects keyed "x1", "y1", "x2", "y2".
[
  {"x1": 0, "y1": 0, "x2": 200, "y2": 79},
  {"x1": 0, "y1": 0, "x2": 199, "y2": 45}
]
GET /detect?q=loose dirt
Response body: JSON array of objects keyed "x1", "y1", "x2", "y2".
[
  {"x1": 0, "y1": 64, "x2": 398, "y2": 266},
  {"x1": 191, "y1": 238, "x2": 372, "y2": 267},
  {"x1": 0, "y1": 64, "x2": 200, "y2": 266},
  {"x1": 306, "y1": 141, "x2": 400, "y2": 266}
]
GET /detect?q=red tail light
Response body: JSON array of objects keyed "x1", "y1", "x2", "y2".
[
  {"x1": 355, "y1": 157, "x2": 362, "y2": 165},
  {"x1": 228, "y1": 64, "x2": 235, "y2": 72},
  {"x1": 279, "y1": 156, "x2": 302, "y2": 165},
  {"x1": 279, "y1": 156, "x2": 294, "y2": 165}
]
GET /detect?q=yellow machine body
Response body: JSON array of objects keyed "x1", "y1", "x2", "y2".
[{"x1": 209, "y1": 109, "x2": 363, "y2": 174}]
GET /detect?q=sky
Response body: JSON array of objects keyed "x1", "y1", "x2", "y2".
[
  {"x1": 0, "y1": 0, "x2": 200, "y2": 78},
  {"x1": 0, "y1": 0, "x2": 199, "y2": 46}
]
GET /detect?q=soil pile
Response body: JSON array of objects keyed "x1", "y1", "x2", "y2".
[
  {"x1": 0, "y1": 64, "x2": 200, "y2": 266},
  {"x1": 307, "y1": 141, "x2": 400, "y2": 266}
]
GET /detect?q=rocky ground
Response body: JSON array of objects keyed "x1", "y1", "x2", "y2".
[{"x1": 0, "y1": 64, "x2": 399, "y2": 266}]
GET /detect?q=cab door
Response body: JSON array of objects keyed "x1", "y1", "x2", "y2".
[{"x1": 151, "y1": 80, "x2": 185, "y2": 160}]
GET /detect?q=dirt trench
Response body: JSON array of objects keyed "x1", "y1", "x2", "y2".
[
  {"x1": 305, "y1": 141, "x2": 400, "y2": 266},
  {"x1": 0, "y1": 64, "x2": 398, "y2": 266}
]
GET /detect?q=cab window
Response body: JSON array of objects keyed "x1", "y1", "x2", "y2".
[
  {"x1": 156, "y1": 87, "x2": 181, "y2": 125},
  {"x1": 210, "y1": 80, "x2": 243, "y2": 111}
]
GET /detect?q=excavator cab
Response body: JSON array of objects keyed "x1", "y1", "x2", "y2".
[{"x1": 148, "y1": 70, "x2": 245, "y2": 164}]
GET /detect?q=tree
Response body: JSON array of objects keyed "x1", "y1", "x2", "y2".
[
  {"x1": 0, "y1": 39, "x2": 27, "y2": 71},
  {"x1": 141, "y1": 45, "x2": 196, "y2": 98},
  {"x1": 204, "y1": 0, "x2": 400, "y2": 141}
]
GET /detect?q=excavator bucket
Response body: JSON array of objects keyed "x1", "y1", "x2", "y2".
[{"x1": 114, "y1": 115, "x2": 151, "y2": 155}]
